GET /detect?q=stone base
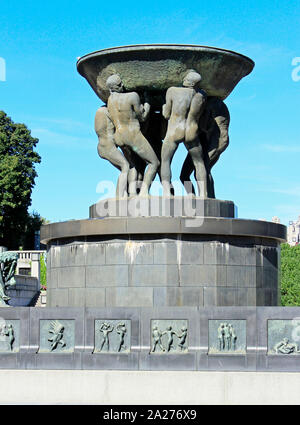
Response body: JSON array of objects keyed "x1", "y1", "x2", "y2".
[
  {"x1": 89, "y1": 197, "x2": 236, "y2": 218},
  {"x1": 1, "y1": 306, "x2": 300, "y2": 373},
  {"x1": 7, "y1": 275, "x2": 39, "y2": 307},
  {"x1": 41, "y1": 215, "x2": 286, "y2": 308}
]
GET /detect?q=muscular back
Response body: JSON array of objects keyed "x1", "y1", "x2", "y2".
[
  {"x1": 163, "y1": 87, "x2": 206, "y2": 142},
  {"x1": 186, "y1": 91, "x2": 206, "y2": 142},
  {"x1": 164, "y1": 87, "x2": 194, "y2": 120},
  {"x1": 108, "y1": 92, "x2": 142, "y2": 131}
]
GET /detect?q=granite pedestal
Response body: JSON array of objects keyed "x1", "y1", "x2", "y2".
[
  {"x1": 40, "y1": 198, "x2": 286, "y2": 308},
  {"x1": 89, "y1": 197, "x2": 236, "y2": 219}
]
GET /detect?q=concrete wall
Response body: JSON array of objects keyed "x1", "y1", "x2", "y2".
[
  {"x1": 46, "y1": 235, "x2": 280, "y2": 308},
  {"x1": 1, "y1": 370, "x2": 300, "y2": 405},
  {"x1": 7, "y1": 275, "x2": 39, "y2": 306}
]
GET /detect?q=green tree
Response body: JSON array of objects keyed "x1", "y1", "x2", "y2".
[
  {"x1": 281, "y1": 243, "x2": 300, "y2": 306},
  {"x1": 40, "y1": 252, "x2": 47, "y2": 289},
  {"x1": 22, "y1": 211, "x2": 48, "y2": 250},
  {"x1": 0, "y1": 111, "x2": 41, "y2": 249}
]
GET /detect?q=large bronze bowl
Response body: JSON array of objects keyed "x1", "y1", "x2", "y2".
[{"x1": 77, "y1": 44, "x2": 254, "y2": 103}]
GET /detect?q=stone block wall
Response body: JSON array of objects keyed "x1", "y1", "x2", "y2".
[
  {"x1": 0, "y1": 306, "x2": 299, "y2": 371},
  {"x1": 46, "y1": 234, "x2": 279, "y2": 308},
  {"x1": 7, "y1": 275, "x2": 40, "y2": 307}
]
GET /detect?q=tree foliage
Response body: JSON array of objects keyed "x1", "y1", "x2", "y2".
[
  {"x1": 22, "y1": 211, "x2": 47, "y2": 250},
  {"x1": 0, "y1": 111, "x2": 41, "y2": 249},
  {"x1": 281, "y1": 243, "x2": 300, "y2": 306},
  {"x1": 40, "y1": 253, "x2": 47, "y2": 290}
]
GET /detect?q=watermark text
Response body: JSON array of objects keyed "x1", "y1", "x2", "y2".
[
  {"x1": 291, "y1": 57, "x2": 300, "y2": 82},
  {"x1": 0, "y1": 57, "x2": 6, "y2": 82}
]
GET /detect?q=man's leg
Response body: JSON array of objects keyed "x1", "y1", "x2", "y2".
[
  {"x1": 207, "y1": 155, "x2": 219, "y2": 198},
  {"x1": 127, "y1": 167, "x2": 137, "y2": 196},
  {"x1": 208, "y1": 172, "x2": 215, "y2": 198},
  {"x1": 99, "y1": 144, "x2": 129, "y2": 198},
  {"x1": 152, "y1": 340, "x2": 157, "y2": 352},
  {"x1": 100, "y1": 337, "x2": 105, "y2": 352},
  {"x1": 131, "y1": 133, "x2": 160, "y2": 196},
  {"x1": 121, "y1": 146, "x2": 145, "y2": 196},
  {"x1": 185, "y1": 140, "x2": 208, "y2": 198},
  {"x1": 180, "y1": 153, "x2": 195, "y2": 195},
  {"x1": 159, "y1": 341, "x2": 165, "y2": 352},
  {"x1": 161, "y1": 138, "x2": 179, "y2": 196}
]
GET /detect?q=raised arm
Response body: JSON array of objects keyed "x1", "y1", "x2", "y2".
[
  {"x1": 214, "y1": 102, "x2": 230, "y2": 153},
  {"x1": 132, "y1": 92, "x2": 150, "y2": 122},
  {"x1": 189, "y1": 90, "x2": 206, "y2": 119},
  {"x1": 162, "y1": 88, "x2": 173, "y2": 120},
  {"x1": 208, "y1": 101, "x2": 230, "y2": 164}
]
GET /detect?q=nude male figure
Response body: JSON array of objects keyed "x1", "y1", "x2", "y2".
[
  {"x1": 217, "y1": 323, "x2": 225, "y2": 351},
  {"x1": 116, "y1": 322, "x2": 127, "y2": 352},
  {"x1": 48, "y1": 321, "x2": 66, "y2": 352},
  {"x1": 99, "y1": 322, "x2": 114, "y2": 352},
  {"x1": 151, "y1": 326, "x2": 165, "y2": 352},
  {"x1": 162, "y1": 325, "x2": 176, "y2": 352},
  {"x1": 223, "y1": 323, "x2": 231, "y2": 350},
  {"x1": 95, "y1": 106, "x2": 130, "y2": 198},
  {"x1": 161, "y1": 70, "x2": 207, "y2": 197},
  {"x1": 107, "y1": 74, "x2": 160, "y2": 196},
  {"x1": 180, "y1": 97, "x2": 230, "y2": 198},
  {"x1": 5, "y1": 324, "x2": 14, "y2": 351},
  {"x1": 274, "y1": 338, "x2": 299, "y2": 354},
  {"x1": 177, "y1": 326, "x2": 188, "y2": 351},
  {"x1": 228, "y1": 324, "x2": 237, "y2": 351}
]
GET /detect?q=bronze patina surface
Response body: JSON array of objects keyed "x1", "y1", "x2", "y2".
[{"x1": 77, "y1": 44, "x2": 254, "y2": 103}]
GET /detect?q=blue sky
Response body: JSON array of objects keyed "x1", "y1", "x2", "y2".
[{"x1": 1, "y1": 0, "x2": 300, "y2": 224}]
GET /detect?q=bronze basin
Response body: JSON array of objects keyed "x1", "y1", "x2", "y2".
[{"x1": 77, "y1": 44, "x2": 254, "y2": 104}]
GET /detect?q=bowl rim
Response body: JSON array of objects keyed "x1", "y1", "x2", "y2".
[{"x1": 76, "y1": 43, "x2": 255, "y2": 73}]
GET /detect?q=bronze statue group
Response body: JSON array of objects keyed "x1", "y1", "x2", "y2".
[{"x1": 95, "y1": 71, "x2": 230, "y2": 199}]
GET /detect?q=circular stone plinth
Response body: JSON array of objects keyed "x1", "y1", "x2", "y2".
[
  {"x1": 41, "y1": 216, "x2": 286, "y2": 309},
  {"x1": 41, "y1": 216, "x2": 286, "y2": 244},
  {"x1": 77, "y1": 44, "x2": 254, "y2": 102},
  {"x1": 89, "y1": 197, "x2": 236, "y2": 219}
]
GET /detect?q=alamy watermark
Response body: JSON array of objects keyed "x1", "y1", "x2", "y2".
[
  {"x1": 291, "y1": 317, "x2": 300, "y2": 341},
  {"x1": 291, "y1": 57, "x2": 300, "y2": 82},
  {"x1": 95, "y1": 179, "x2": 206, "y2": 227},
  {"x1": 0, "y1": 57, "x2": 6, "y2": 82}
]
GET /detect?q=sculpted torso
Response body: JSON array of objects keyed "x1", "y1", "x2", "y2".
[
  {"x1": 163, "y1": 87, "x2": 206, "y2": 142},
  {"x1": 95, "y1": 106, "x2": 116, "y2": 153},
  {"x1": 108, "y1": 92, "x2": 142, "y2": 145},
  {"x1": 161, "y1": 70, "x2": 208, "y2": 197},
  {"x1": 94, "y1": 105, "x2": 131, "y2": 198},
  {"x1": 105, "y1": 75, "x2": 158, "y2": 196}
]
